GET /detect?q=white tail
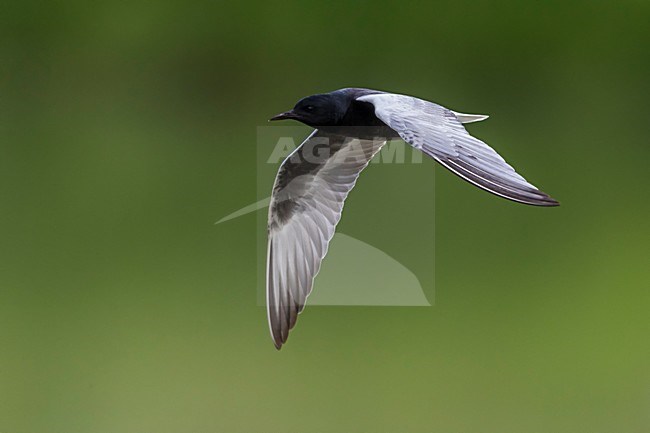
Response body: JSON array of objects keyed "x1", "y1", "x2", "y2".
[{"x1": 453, "y1": 111, "x2": 489, "y2": 124}]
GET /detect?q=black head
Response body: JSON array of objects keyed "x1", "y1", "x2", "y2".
[{"x1": 270, "y1": 93, "x2": 348, "y2": 127}]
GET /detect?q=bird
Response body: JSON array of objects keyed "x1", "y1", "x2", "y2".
[{"x1": 266, "y1": 88, "x2": 558, "y2": 349}]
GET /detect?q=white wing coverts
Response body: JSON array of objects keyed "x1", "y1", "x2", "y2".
[{"x1": 357, "y1": 93, "x2": 559, "y2": 206}]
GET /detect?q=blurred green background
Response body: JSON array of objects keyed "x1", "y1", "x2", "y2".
[{"x1": 1, "y1": 1, "x2": 649, "y2": 432}]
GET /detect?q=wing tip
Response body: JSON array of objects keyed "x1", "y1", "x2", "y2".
[
  {"x1": 504, "y1": 191, "x2": 560, "y2": 207},
  {"x1": 541, "y1": 197, "x2": 560, "y2": 207},
  {"x1": 271, "y1": 322, "x2": 290, "y2": 350},
  {"x1": 270, "y1": 306, "x2": 301, "y2": 350},
  {"x1": 525, "y1": 191, "x2": 560, "y2": 207},
  {"x1": 269, "y1": 322, "x2": 286, "y2": 350}
]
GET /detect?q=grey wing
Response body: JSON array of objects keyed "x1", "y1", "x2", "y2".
[
  {"x1": 267, "y1": 130, "x2": 385, "y2": 349},
  {"x1": 357, "y1": 93, "x2": 559, "y2": 206}
]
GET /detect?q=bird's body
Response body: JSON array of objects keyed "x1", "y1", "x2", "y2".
[
  {"x1": 267, "y1": 88, "x2": 558, "y2": 349},
  {"x1": 276, "y1": 88, "x2": 396, "y2": 138}
]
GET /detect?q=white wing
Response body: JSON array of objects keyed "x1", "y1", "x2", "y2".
[
  {"x1": 267, "y1": 130, "x2": 385, "y2": 349},
  {"x1": 357, "y1": 93, "x2": 559, "y2": 206}
]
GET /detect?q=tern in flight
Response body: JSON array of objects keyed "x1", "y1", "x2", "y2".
[{"x1": 267, "y1": 88, "x2": 558, "y2": 349}]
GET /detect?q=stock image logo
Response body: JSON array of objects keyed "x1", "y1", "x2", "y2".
[{"x1": 217, "y1": 128, "x2": 434, "y2": 312}]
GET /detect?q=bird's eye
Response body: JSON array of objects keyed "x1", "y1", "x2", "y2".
[{"x1": 304, "y1": 105, "x2": 314, "y2": 112}]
